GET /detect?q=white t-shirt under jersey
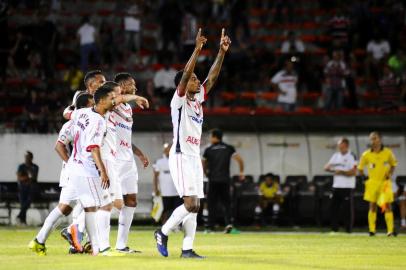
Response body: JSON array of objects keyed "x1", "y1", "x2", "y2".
[
  {"x1": 327, "y1": 151, "x2": 357, "y2": 188},
  {"x1": 153, "y1": 155, "x2": 178, "y2": 197},
  {"x1": 66, "y1": 108, "x2": 107, "y2": 177},
  {"x1": 57, "y1": 120, "x2": 74, "y2": 187},
  {"x1": 170, "y1": 85, "x2": 206, "y2": 157}
]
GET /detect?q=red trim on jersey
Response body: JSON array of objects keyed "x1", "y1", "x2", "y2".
[
  {"x1": 57, "y1": 140, "x2": 67, "y2": 146},
  {"x1": 86, "y1": 145, "x2": 99, "y2": 152},
  {"x1": 176, "y1": 86, "x2": 186, "y2": 97}
]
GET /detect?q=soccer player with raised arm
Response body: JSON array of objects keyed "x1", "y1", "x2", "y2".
[{"x1": 154, "y1": 28, "x2": 231, "y2": 259}]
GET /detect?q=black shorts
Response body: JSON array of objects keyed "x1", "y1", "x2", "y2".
[{"x1": 162, "y1": 196, "x2": 183, "y2": 214}]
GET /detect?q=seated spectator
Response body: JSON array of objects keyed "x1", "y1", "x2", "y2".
[
  {"x1": 324, "y1": 50, "x2": 349, "y2": 111},
  {"x1": 281, "y1": 31, "x2": 305, "y2": 55},
  {"x1": 377, "y1": 64, "x2": 403, "y2": 111},
  {"x1": 258, "y1": 173, "x2": 283, "y2": 225},
  {"x1": 270, "y1": 59, "x2": 298, "y2": 112},
  {"x1": 63, "y1": 63, "x2": 84, "y2": 91},
  {"x1": 153, "y1": 60, "x2": 177, "y2": 106}
]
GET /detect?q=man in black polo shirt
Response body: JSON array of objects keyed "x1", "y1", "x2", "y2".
[
  {"x1": 16, "y1": 151, "x2": 39, "y2": 225},
  {"x1": 202, "y1": 129, "x2": 244, "y2": 233}
]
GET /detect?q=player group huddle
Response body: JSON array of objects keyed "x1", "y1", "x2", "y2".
[{"x1": 28, "y1": 28, "x2": 231, "y2": 259}]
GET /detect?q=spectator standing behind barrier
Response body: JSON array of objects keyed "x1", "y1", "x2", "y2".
[
  {"x1": 77, "y1": 16, "x2": 99, "y2": 71},
  {"x1": 16, "y1": 151, "x2": 39, "y2": 225},
  {"x1": 152, "y1": 143, "x2": 182, "y2": 224},
  {"x1": 258, "y1": 173, "x2": 283, "y2": 226},
  {"x1": 270, "y1": 59, "x2": 298, "y2": 112},
  {"x1": 324, "y1": 138, "x2": 357, "y2": 233},
  {"x1": 202, "y1": 129, "x2": 244, "y2": 233},
  {"x1": 323, "y1": 50, "x2": 349, "y2": 111}
]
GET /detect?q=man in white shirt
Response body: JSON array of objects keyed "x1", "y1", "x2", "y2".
[
  {"x1": 77, "y1": 16, "x2": 99, "y2": 71},
  {"x1": 29, "y1": 93, "x2": 93, "y2": 256},
  {"x1": 153, "y1": 61, "x2": 177, "y2": 105},
  {"x1": 324, "y1": 137, "x2": 357, "y2": 233},
  {"x1": 270, "y1": 60, "x2": 298, "y2": 112},
  {"x1": 153, "y1": 143, "x2": 182, "y2": 224},
  {"x1": 154, "y1": 28, "x2": 231, "y2": 259},
  {"x1": 367, "y1": 36, "x2": 391, "y2": 61}
]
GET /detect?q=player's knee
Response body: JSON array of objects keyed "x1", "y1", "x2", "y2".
[
  {"x1": 58, "y1": 204, "x2": 72, "y2": 216},
  {"x1": 124, "y1": 194, "x2": 137, "y2": 207}
]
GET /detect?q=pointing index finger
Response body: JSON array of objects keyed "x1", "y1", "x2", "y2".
[
  {"x1": 197, "y1": 28, "x2": 201, "y2": 38},
  {"x1": 221, "y1": 28, "x2": 225, "y2": 38}
]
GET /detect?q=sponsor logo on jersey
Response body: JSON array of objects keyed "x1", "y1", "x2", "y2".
[
  {"x1": 117, "y1": 122, "x2": 132, "y2": 130},
  {"x1": 120, "y1": 140, "x2": 131, "y2": 148},
  {"x1": 186, "y1": 136, "x2": 200, "y2": 145},
  {"x1": 188, "y1": 115, "x2": 203, "y2": 124}
]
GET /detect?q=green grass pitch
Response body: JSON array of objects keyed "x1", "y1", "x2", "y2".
[{"x1": 0, "y1": 227, "x2": 405, "y2": 270}]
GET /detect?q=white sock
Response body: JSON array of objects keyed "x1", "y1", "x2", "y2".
[
  {"x1": 116, "y1": 206, "x2": 135, "y2": 250},
  {"x1": 96, "y1": 210, "x2": 111, "y2": 251},
  {"x1": 401, "y1": 218, "x2": 406, "y2": 227},
  {"x1": 85, "y1": 212, "x2": 99, "y2": 255},
  {"x1": 162, "y1": 204, "x2": 190, "y2": 236},
  {"x1": 71, "y1": 204, "x2": 85, "y2": 233},
  {"x1": 36, "y1": 207, "x2": 64, "y2": 244},
  {"x1": 182, "y1": 213, "x2": 197, "y2": 251}
]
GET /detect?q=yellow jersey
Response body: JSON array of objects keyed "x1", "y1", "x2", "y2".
[
  {"x1": 260, "y1": 182, "x2": 279, "y2": 198},
  {"x1": 358, "y1": 147, "x2": 397, "y2": 182}
]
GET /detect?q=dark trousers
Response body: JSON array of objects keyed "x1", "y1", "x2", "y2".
[
  {"x1": 161, "y1": 196, "x2": 183, "y2": 224},
  {"x1": 331, "y1": 188, "x2": 354, "y2": 232},
  {"x1": 207, "y1": 181, "x2": 233, "y2": 228},
  {"x1": 17, "y1": 182, "x2": 32, "y2": 223}
]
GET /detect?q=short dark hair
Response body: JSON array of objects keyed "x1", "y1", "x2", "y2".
[
  {"x1": 26, "y1": 151, "x2": 33, "y2": 159},
  {"x1": 84, "y1": 70, "x2": 103, "y2": 87},
  {"x1": 211, "y1": 129, "x2": 223, "y2": 141},
  {"x1": 114, "y1": 72, "x2": 133, "y2": 84},
  {"x1": 265, "y1": 173, "x2": 275, "y2": 179},
  {"x1": 174, "y1": 70, "x2": 184, "y2": 87},
  {"x1": 94, "y1": 81, "x2": 118, "y2": 104},
  {"x1": 76, "y1": 93, "x2": 93, "y2": 109}
]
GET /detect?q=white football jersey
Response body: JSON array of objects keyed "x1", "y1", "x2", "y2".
[
  {"x1": 57, "y1": 120, "x2": 74, "y2": 187},
  {"x1": 170, "y1": 85, "x2": 206, "y2": 157},
  {"x1": 66, "y1": 108, "x2": 107, "y2": 177},
  {"x1": 100, "y1": 111, "x2": 118, "y2": 161},
  {"x1": 113, "y1": 103, "x2": 134, "y2": 161}
]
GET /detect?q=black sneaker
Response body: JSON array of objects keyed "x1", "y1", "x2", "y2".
[
  {"x1": 116, "y1": 247, "x2": 142, "y2": 253},
  {"x1": 387, "y1": 232, "x2": 398, "y2": 237},
  {"x1": 224, "y1": 225, "x2": 233, "y2": 234},
  {"x1": 369, "y1": 232, "x2": 376, "y2": 237},
  {"x1": 154, "y1": 229, "x2": 168, "y2": 257},
  {"x1": 180, "y1": 249, "x2": 205, "y2": 259},
  {"x1": 68, "y1": 246, "x2": 82, "y2": 254}
]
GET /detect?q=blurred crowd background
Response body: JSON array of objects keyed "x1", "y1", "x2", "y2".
[{"x1": 1, "y1": 0, "x2": 406, "y2": 133}]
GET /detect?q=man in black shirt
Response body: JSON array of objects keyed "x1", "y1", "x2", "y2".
[
  {"x1": 16, "y1": 151, "x2": 39, "y2": 225},
  {"x1": 202, "y1": 129, "x2": 244, "y2": 233}
]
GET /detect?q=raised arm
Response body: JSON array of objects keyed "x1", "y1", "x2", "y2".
[
  {"x1": 204, "y1": 28, "x2": 231, "y2": 94},
  {"x1": 178, "y1": 28, "x2": 207, "y2": 96},
  {"x1": 115, "y1": 94, "x2": 149, "y2": 109}
]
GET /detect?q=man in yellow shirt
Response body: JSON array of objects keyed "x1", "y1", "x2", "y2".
[
  {"x1": 259, "y1": 173, "x2": 283, "y2": 225},
  {"x1": 358, "y1": 131, "x2": 397, "y2": 236}
]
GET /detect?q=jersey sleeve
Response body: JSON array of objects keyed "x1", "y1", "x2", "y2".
[
  {"x1": 388, "y1": 149, "x2": 398, "y2": 167},
  {"x1": 271, "y1": 71, "x2": 282, "y2": 84},
  {"x1": 85, "y1": 117, "x2": 106, "y2": 152},
  {"x1": 357, "y1": 152, "x2": 367, "y2": 171},
  {"x1": 170, "y1": 88, "x2": 186, "y2": 109},
  {"x1": 57, "y1": 121, "x2": 73, "y2": 145}
]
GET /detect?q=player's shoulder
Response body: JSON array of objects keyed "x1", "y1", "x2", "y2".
[
  {"x1": 382, "y1": 147, "x2": 394, "y2": 154},
  {"x1": 361, "y1": 148, "x2": 372, "y2": 157}
]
